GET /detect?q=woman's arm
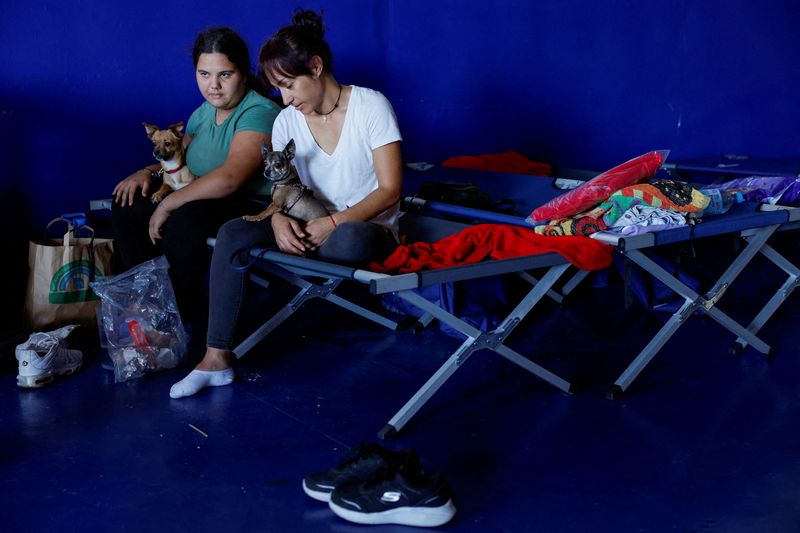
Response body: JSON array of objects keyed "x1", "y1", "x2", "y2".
[
  {"x1": 303, "y1": 141, "x2": 403, "y2": 248},
  {"x1": 148, "y1": 130, "x2": 269, "y2": 243}
]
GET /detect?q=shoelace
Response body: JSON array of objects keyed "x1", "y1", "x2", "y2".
[
  {"x1": 336, "y1": 443, "x2": 377, "y2": 469},
  {"x1": 361, "y1": 459, "x2": 418, "y2": 489},
  {"x1": 27, "y1": 334, "x2": 60, "y2": 355}
]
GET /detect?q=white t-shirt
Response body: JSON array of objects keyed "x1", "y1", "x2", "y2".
[{"x1": 271, "y1": 85, "x2": 402, "y2": 238}]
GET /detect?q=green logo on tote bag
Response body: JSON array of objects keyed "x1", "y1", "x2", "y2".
[{"x1": 49, "y1": 259, "x2": 102, "y2": 304}]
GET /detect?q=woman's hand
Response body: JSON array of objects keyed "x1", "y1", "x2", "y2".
[
  {"x1": 113, "y1": 169, "x2": 153, "y2": 207},
  {"x1": 148, "y1": 202, "x2": 172, "y2": 244},
  {"x1": 271, "y1": 212, "x2": 308, "y2": 256},
  {"x1": 303, "y1": 215, "x2": 336, "y2": 250}
]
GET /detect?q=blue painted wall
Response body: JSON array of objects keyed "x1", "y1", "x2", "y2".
[{"x1": 2, "y1": 0, "x2": 798, "y2": 323}]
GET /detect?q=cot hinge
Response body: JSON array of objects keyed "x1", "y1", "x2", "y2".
[
  {"x1": 677, "y1": 301, "x2": 699, "y2": 322},
  {"x1": 456, "y1": 318, "x2": 520, "y2": 365},
  {"x1": 784, "y1": 276, "x2": 800, "y2": 297},
  {"x1": 289, "y1": 283, "x2": 336, "y2": 311},
  {"x1": 702, "y1": 282, "x2": 729, "y2": 311}
]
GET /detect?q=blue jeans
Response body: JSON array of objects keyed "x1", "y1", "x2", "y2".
[{"x1": 206, "y1": 217, "x2": 398, "y2": 350}]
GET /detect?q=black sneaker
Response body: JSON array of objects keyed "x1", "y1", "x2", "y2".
[
  {"x1": 328, "y1": 452, "x2": 456, "y2": 527},
  {"x1": 302, "y1": 443, "x2": 409, "y2": 502}
]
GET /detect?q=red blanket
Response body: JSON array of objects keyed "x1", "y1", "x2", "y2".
[
  {"x1": 371, "y1": 224, "x2": 613, "y2": 273},
  {"x1": 442, "y1": 150, "x2": 552, "y2": 176}
]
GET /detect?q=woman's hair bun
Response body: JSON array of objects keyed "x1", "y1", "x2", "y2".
[{"x1": 291, "y1": 9, "x2": 325, "y2": 38}]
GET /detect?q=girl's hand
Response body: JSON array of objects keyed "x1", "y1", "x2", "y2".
[
  {"x1": 148, "y1": 203, "x2": 171, "y2": 244},
  {"x1": 113, "y1": 169, "x2": 153, "y2": 207},
  {"x1": 303, "y1": 215, "x2": 336, "y2": 250},
  {"x1": 271, "y1": 213, "x2": 308, "y2": 255}
]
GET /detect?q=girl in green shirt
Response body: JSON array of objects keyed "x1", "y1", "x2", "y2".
[{"x1": 111, "y1": 27, "x2": 280, "y2": 323}]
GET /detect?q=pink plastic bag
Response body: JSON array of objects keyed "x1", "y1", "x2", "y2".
[{"x1": 527, "y1": 150, "x2": 669, "y2": 224}]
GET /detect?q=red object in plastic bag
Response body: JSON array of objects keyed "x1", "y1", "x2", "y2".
[
  {"x1": 127, "y1": 319, "x2": 158, "y2": 368},
  {"x1": 527, "y1": 150, "x2": 669, "y2": 224},
  {"x1": 442, "y1": 150, "x2": 553, "y2": 176}
]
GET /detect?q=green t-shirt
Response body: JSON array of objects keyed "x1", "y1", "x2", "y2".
[{"x1": 186, "y1": 89, "x2": 281, "y2": 194}]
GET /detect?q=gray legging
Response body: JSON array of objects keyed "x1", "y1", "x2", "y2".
[{"x1": 206, "y1": 216, "x2": 398, "y2": 350}]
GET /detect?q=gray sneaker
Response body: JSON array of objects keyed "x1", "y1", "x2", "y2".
[{"x1": 16, "y1": 325, "x2": 83, "y2": 388}]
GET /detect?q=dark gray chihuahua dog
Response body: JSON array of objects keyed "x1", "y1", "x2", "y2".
[{"x1": 244, "y1": 139, "x2": 329, "y2": 222}]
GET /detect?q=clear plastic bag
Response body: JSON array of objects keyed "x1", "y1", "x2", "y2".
[
  {"x1": 90, "y1": 256, "x2": 189, "y2": 382},
  {"x1": 707, "y1": 175, "x2": 800, "y2": 206}
]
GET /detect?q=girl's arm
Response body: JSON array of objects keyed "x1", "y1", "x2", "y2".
[{"x1": 112, "y1": 133, "x2": 195, "y2": 206}]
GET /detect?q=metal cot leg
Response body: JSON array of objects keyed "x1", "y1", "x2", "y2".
[
  {"x1": 608, "y1": 227, "x2": 778, "y2": 398},
  {"x1": 380, "y1": 263, "x2": 572, "y2": 438}
]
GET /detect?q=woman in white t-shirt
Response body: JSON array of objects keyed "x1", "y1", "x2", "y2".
[{"x1": 169, "y1": 9, "x2": 403, "y2": 399}]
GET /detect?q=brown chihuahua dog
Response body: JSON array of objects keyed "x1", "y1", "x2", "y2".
[
  {"x1": 143, "y1": 121, "x2": 197, "y2": 204},
  {"x1": 244, "y1": 139, "x2": 329, "y2": 222}
]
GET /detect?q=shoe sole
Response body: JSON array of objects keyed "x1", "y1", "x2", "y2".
[
  {"x1": 302, "y1": 480, "x2": 332, "y2": 502},
  {"x1": 17, "y1": 364, "x2": 81, "y2": 388},
  {"x1": 329, "y1": 498, "x2": 456, "y2": 527}
]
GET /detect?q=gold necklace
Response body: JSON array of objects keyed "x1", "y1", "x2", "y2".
[{"x1": 315, "y1": 83, "x2": 342, "y2": 123}]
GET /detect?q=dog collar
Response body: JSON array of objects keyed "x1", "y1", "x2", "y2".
[
  {"x1": 164, "y1": 164, "x2": 185, "y2": 174},
  {"x1": 272, "y1": 181, "x2": 310, "y2": 215}
]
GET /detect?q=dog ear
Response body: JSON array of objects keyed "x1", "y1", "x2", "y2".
[
  {"x1": 143, "y1": 122, "x2": 159, "y2": 139},
  {"x1": 284, "y1": 138, "x2": 296, "y2": 161},
  {"x1": 261, "y1": 141, "x2": 271, "y2": 160},
  {"x1": 168, "y1": 121, "x2": 185, "y2": 137}
]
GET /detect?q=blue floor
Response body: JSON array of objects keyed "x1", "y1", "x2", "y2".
[{"x1": 3, "y1": 244, "x2": 800, "y2": 532}]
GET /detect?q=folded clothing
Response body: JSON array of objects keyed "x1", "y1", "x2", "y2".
[
  {"x1": 534, "y1": 214, "x2": 608, "y2": 237},
  {"x1": 609, "y1": 205, "x2": 687, "y2": 234},
  {"x1": 590, "y1": 180, "x2": 708, "y2": 226},
  {"x1": 534, "y1": 179, "x2": 707, "y2": 237}
]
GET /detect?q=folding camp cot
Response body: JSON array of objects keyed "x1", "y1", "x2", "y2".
[
  {"x1": 402, "y1": 194, "x2": 800, "y2": 400},
  {"x1": 213, "y1": 200, "x2": 598, "y2": 439},
  {"x1": 590, "y1": 202, "x2": 800, "y2": 398},
  {"x1": 407, "y1": 161, "x2": 800, "y2": 399},
  {"x1": 729, "y1": 205, "x2": 800, "y2": 352},
  {"x1": 658, "y1": 158, "x2": 800, "y2": 359}
]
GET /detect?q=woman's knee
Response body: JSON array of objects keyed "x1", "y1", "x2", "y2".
[
  {"x1": 319, "y1": 221, "x2": 390, "y2": 264},
  {"x1": 328, "y1": 221, "x2": 368, "y2": 244},
  {"x1": 215, "y1": 218, "x2": 251, "y2": 248}
]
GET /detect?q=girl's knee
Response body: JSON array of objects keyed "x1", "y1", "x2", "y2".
[{"x1": 112, "y1": 196, "x2": 152, "y2": 225}]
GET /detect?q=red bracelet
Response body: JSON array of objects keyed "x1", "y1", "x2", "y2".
[{"x1": 329, "y1": 214, "x2": 337, "y2": 228}]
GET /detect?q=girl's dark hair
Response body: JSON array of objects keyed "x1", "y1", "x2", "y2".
[
  {"x1": 193, "y1": 26, "x2": 251, "y2": 74},
  {"x1": 193, "y1": 26, "x2": 269, "y2": 96},
  {"x1": 258, "y1": 9, "x2": 334, "y2": 85}
]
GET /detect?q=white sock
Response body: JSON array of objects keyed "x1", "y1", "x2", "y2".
[{"x1": 169, "y1": 368, "x2": 234, "y2": 399}]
